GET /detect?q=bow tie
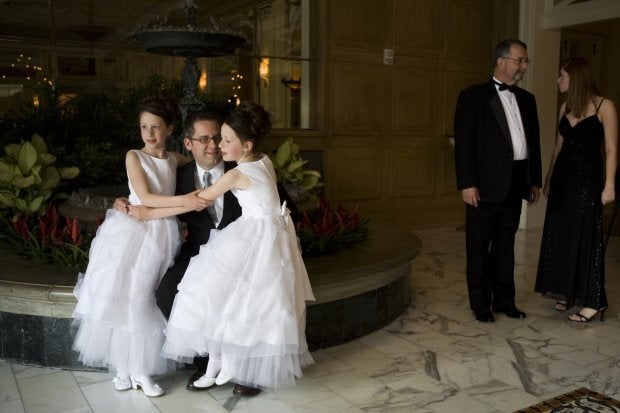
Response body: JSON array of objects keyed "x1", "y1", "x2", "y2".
[{"x1": 494, "y1": 81, "x2": 516, "y2": 92}]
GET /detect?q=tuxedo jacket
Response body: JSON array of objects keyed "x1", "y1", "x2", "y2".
[
  {"x1": 176, "y1": 160, "x2": 242, "y2": 258},
  {"x1": 454, "y1": 79, "x2": 542, "y2": 203}
]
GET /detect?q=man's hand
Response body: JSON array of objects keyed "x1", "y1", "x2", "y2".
[
  {"x1": 114, "y1": 197, "x2": 129, "y2": 213},
  {"x1": 462, "y1": 187, "x2": 480, "y2": 207},
  {"x1": 528, "y1": 186, "x2": 540, "y2": 206}
]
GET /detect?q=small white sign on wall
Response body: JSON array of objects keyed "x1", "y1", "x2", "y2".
[{"x1": 383, "y1": 48, "x2": 394, "y2": 65}]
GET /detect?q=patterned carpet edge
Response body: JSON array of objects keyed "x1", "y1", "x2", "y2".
[{"x1": 514, "y1": 387, "x2": 620, "y2": 413}]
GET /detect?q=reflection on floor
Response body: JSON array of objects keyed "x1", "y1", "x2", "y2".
[{"x1": 1, "y1": 226, "x2": 618, "y2": 413}]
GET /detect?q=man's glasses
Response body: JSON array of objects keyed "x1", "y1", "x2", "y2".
[
  {"x1": 188, "y1": 135, "x2": 221, "y2": 144},
  {"x1": 502, "y1": 56, "x2": 531, "y2": 65}
]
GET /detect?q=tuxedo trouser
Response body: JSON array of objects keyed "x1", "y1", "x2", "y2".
[
  {"x1": 465, "y1": 160, "x2": 528, "y2": 314},
  {"x1": 155, "y1": 250, "x2": 208, "y2": 371}
]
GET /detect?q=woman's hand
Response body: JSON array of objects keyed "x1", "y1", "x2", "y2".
[{"x1": 602, "y1": 185, "x2": 615, "y2": 205}]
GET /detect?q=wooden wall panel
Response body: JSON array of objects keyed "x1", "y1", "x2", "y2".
[
  {"x1": 393, "y1": 0, "x2": 442, "y2": 57},
  {"x1": 319, "y1": 0, "x2": 520, "y2": 228},
  {"x1": 330, "y1": 0, "x2": 386, "y2": 50},
  {"x1": 331, "y1": 62, "x2": 386, "y2": 135},
  {"x1": 331, "y1": 149, "x2": 383, "y2": 200},
  {"x1": 390, "y1": 148, "x2": 435, "y2": 197},
  {"x1": 445, "y1": 0, "x2": 490, "y2": 62},
  {"x1": 392, "y1": 67, "x2": 438, "y2": 136}
]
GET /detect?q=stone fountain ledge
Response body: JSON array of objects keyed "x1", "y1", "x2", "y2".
[{"x1": 0, "y1": 221, "x2": 420, "y2": 369}]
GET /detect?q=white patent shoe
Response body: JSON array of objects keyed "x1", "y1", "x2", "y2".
[
  {"x1": 112, "y1": 376, "x2": 132, "y2": 391},
  {"x1": 130, "y1": 375, "x2": 165, "y2": 397},
  {"x1": 193, "y1": 373, "x2": 217, "y2": 388}
]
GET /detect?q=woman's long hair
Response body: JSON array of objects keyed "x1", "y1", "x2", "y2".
[{"x1": 561, "y1": 57, "x2": 601, "y2": 119}]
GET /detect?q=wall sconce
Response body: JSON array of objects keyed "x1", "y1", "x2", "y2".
[
  {"x1": 199, "y1": 70, "x2": 207, "y2": 91},
  {"x1": 259, "y1": 57, "x2": 269, "y2": 87}
]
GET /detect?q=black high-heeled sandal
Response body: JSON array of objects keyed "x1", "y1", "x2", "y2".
[
  {"x1": 568, "y1": 307, "x2": 607, "y2": 323},
  {"x1": 554, "y1": 301, "x2": 567, "y2": 312}
]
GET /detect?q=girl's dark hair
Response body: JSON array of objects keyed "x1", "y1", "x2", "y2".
[
  {"x1": 224, "y1": 101, "x2": 272, "y2": 148},
  {"x1": 138, "y1": 94, "x2": 179, "y2": 126},
  {"x1": 561, "y1": 57, "x2": 601, "y2": 118}
]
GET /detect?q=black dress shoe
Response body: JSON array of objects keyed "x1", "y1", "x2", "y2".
[
  {"x1": 186, "y1": 369, "x2": 208, "y2": 391},
  {"x1": 493, "y1": 306, "x2": 526, "y2": 319},
  {"x1": 233, "y1": 384, "x2": 261, "y2": 397},
  {"x1": 474, "y1": 311, "x2": 495, "y2": 322}
]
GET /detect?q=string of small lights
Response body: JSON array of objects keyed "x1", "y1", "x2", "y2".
[{"x1": 1, "y1": 53, "x2": 53, "y2": 86}]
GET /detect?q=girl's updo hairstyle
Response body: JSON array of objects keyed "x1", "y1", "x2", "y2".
[
  {"x1": 138, "y1": 93, "x2": 179, "y2": 127},
  {"x1": 224, "y1": 101, "x2": 272, "y2": 149}
]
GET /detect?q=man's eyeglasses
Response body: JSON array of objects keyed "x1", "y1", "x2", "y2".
[
  {"x1": 188, "y1": 135, "x2": 221, "y2": 144},
  {"x1": 502, "y1": 56, "x2": 531, "y2": 65}
]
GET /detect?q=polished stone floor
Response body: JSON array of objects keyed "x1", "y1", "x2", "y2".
[{"x1": 1, "y1": 226, "x2": 618, "y2": 413}]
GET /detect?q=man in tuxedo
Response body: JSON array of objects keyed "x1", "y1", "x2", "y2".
[{"x1": 453, "y1": 39, "x2": 542, "y2": 323}]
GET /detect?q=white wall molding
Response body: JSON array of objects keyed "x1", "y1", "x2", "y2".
[{"x1": 543, "y1": 0, "x2": 620, "y2": 29}]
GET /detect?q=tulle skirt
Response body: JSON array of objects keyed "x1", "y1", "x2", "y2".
[
  {"x1": 162, "y1": 207, "x2": 315, "y2": 389},
  {"x1": 72, "y1": 209, "x2": 181, "y2": 375}
]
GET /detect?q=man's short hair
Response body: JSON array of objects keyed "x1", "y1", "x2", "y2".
[
  {"x1": 493, "y1": 39, "x2": 527, "y2": 67},
  {"x1": 183, "y1": 110, "x2": 223, "y2": 139}
]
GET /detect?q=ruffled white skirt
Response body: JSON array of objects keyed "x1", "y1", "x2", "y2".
[
  {"x1": 72, "y1": 209, "x2": 181, "y2": 375},
  {"x1": 162, "y1": 206, "x2": 315, "y2": 389}
]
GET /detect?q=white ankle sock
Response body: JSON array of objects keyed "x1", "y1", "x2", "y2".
[{"x1": 205, "y1": 354, "x2": 222, "y2": 378}]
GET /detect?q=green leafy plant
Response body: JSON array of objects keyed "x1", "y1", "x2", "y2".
[
  {"x1": 0, "y1": 135, "x2": 87, "y2": 269},
  {"x1": 0, "y1": 134, "x2": 80, "y2": 215},
  {"x1": 271, "y1": 138, "x2": 323, "y2": 192},
  {"x1": 1, "y1": 74, "x2": 232, "y2": 190},
  {"x1": 0, "y1": 202, "x2": 94, "y2": 270},
  {"x1": 296, "y1": 198, "x2": 370, "y2": 257}
]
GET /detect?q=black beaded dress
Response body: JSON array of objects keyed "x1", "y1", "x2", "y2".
[{"x1": 535, "y1": 99, "x2": 608, "y2": 310}]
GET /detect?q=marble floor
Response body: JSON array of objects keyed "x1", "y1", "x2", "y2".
[{"x1": 1, "y1": 226, "x2": 618, "y2": 413}]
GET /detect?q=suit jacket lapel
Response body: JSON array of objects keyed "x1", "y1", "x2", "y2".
[
  {"x1": 177, "y1": 161, "x2": 198, "y2": 194},
  {"x1": 217, "y1": 161, "x2": 237, "y2": 229}
]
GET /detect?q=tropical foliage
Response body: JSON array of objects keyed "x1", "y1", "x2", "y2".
[
  {"x1": 0, "y1": 202, "x2": 94, "y2": 270},
  {"x1": 0, "y1": 136, "x2": 90, "y2": 269},
  {"x1": 296, "y1": 198, "x2": 370, "y2": 257},
  {"x1": 270, "y1": 138, "x2": 323, "y2": 192},
  {"x1": 0, "y1": 74, "x2": 232, "y2": 190},
  {"x1": 0, "y1": 133, "x2": 79, "y2": 214}
]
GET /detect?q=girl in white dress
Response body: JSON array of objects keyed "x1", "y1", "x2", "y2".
[
  {"x1": 72, "y1": 96, "x2": 208, "y2": 397},
  {"x1": 162, "y1": 101, "x2": 315, "y2": 390}
]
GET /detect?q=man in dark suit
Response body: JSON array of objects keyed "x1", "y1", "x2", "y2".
[{"x1": 454, "y1": 39, "x2": 542, "y2": 323}]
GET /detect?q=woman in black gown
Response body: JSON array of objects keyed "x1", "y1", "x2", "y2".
[{"x1": 535, "y1": 58, "x2": 617, "y2": 322}]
